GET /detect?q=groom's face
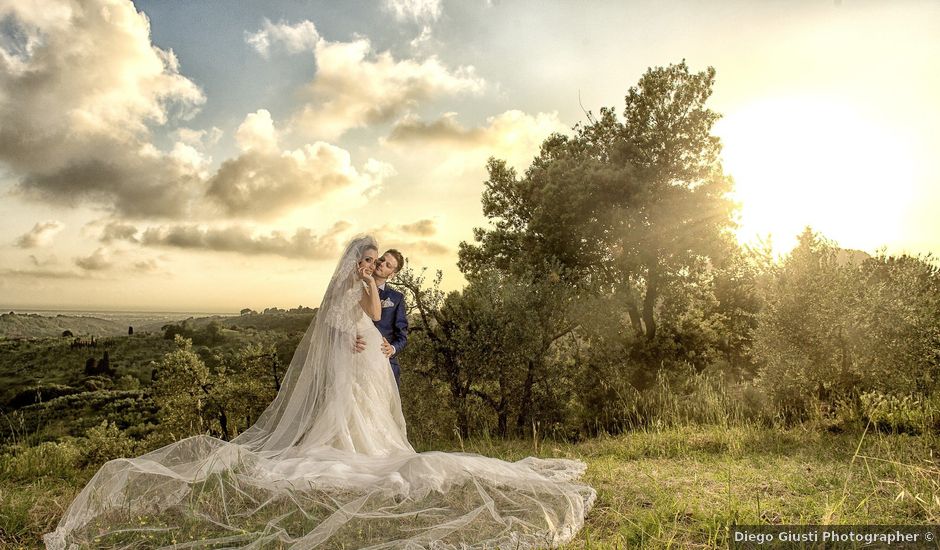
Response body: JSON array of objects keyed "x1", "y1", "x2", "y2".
[{"x1": 373, "y1": 253, "x2": 398, "y2": 280}]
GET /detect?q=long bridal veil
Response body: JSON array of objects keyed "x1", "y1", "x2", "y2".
[{"x1": 44, "y1": 236, "x2": 596, "y2": 549}]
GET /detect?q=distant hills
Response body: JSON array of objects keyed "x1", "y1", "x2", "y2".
[
  {"x1": 0, "y1": 312, "x2": 128, "y2": 339},
  {"x1": 0, "y1": 307, "x2": 319, "y2": 339}
]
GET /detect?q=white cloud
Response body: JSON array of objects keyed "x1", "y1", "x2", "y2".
[
  {"x1": 385, "y1": 110, "x2": 570, "y2": 172},
  {"x1": 410, "y1": 25, "x2": 434, "y2": 52},
  {"x1": 245, "y1": 18, "x2": 320, "y2": 57},
  {"x1": 14, "y1": 220, "x2": 64, "y2": 248},
  {"x1": 206, "y1": 113, "x2": 395, "y2": 219},
  {"x1": 244, "y1": 19, "x2": 485, "y2": 139},
  {"x1": 294, "y1": 37, "x2": 484, "y2": 139},
  {"x1": 385, "y1": 0, "x2": 443, "y2": 22},
  {"x1": 174, "y1": 126, "x2": 223, "y2": 149},
  {"x1": 235, "y1": 109, "x2": 279, "y2": 153},
  {"x1": 0, "y1": 0, "x2": 207, "y2": 218}
]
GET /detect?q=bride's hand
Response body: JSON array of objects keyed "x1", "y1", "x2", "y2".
[{"x1": 357, "y1": 265, "x2": 375, "y2": 284}]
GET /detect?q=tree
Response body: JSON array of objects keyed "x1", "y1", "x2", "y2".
[
  {"x1": 98, "y1": 350, "x2": 114, "y2": 376},
  {"x1": 753, "y1": 228, "x2": 858, "y2": 412},
  {"x1": 459, "y1": 61, "x2": 737, "y2": 377},
  {"x1": 396, "y1": 265, "x2": 578, "y2": 437},
  {"x1": 152, "y1": 336, "x2": 213, "y2": 437},
  {"x1": 84, "y1": 357, "x2": 97, "y2": 376},
  {"x1": 152, "y1": 336, "x2": 284, "y2": 440}
]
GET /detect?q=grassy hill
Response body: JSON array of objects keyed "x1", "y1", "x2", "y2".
[
  {"x1": 0, "y1": 310, "x2": 315, "y2": 445},
  {"x1": 0, "y1": 312, "x2": 126, "y2": 339}
]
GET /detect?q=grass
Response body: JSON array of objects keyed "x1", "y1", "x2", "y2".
[{"x1": 2, "y1": 423, "x2": 937, "y2": 549}]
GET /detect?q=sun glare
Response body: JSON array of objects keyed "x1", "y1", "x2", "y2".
[{"x1": 715, "y1": 97, "x2": 915, "y2": 255}]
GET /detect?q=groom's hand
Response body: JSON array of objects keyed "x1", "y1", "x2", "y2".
[
  {"x1": 353, "y1": 335, "x2": 366, "y2": 353},
  {"x1": 381, "y1": 337, "x2": 395, "y2": 358}
]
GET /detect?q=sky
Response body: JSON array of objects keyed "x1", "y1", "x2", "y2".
[{"x1": 0, "y1": 0, "x2": 937, "y2": 312}]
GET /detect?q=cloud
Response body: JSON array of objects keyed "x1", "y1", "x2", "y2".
[
  {"x1": 28, "y1": 254, "x2": 58, "y2": 267},
  {"x1": 235, "y1": 109, "x2": 279, "y2": 153},
  {"x1": 410, "y1": 25, "x2": 435, "y2": 53},
  {"x1": 206, "y1": 148, "x2": 393, "y2": 220},
  {"x1": 399, "y1": 219, "x2": 436, "y2": 236},
  {"x1": 98, "y1": 221, "x2": 140, "y2": 244},
  {"x1": 385, "y1": 0, "x2": 443, "y2": 22},
  {"x1": 74, "y1": 248, "x2": 113, "y2": 271},
  {"x1": 245, "y1": 18, "x2": 319, "y2": 57},
  {"x1": 0, "y1": 268, "x2": 91, "y2": 280},
  {"x1": 133, "y1": 259, "x2": 160, "y2": 272},
  {"x1": 0, "y1": 0, "x2": 206, "y2": 218},
  {"x1": 139, "y1": 221, "x2": 352, "y2": 259},
  {"x1": 400, "y1": 239, "x2": 448, "y2": 256},
  {"x1": 174, "y1": 127, "x2": 222, "y2": 147},
  {"x1": 14, "y1": 221, "x2": 64, "y2": 248},
  {"x1": 370, "y1": 221, "x2": 448, "y2": 258},
  {"x1": 385, "y1": 110, "x2": 570, "y2": 172},
  {"x1": 295, "y1": 38, "x2": 484, "y2": 138},
  {"x1": 377, "y1": 237, "x2": 448, "y2": 258},
  {"x1": 244, "y1": 20, "x2": 484, "y2": 139},
  {"x1": 203, "y1": 110, "x2": 394, "y2": 219}
]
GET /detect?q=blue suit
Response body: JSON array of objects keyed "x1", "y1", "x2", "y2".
[{"x1": 373, "y1": 283, "x2": 407, "y2": 389}]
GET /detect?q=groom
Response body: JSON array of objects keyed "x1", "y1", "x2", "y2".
[{"x1": 355, "y1": 249, "x2": 407, "y2": 389}]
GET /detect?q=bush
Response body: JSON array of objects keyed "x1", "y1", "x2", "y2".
[
  {"x1": 0, "y1": 439, "x2": 83, "y2": 481},
  {"x1": 4, "y1": 384, "x2": 80, "y2": 410},
  {"x1": 78, "y1": 420, "x2": 136, "y2": 467},
  {"x1": 860, "y1": 391, "x2": 940, "y2": 435},
  {"x1": 82, "y1": 375, "x2": 113, "y2": 392}
]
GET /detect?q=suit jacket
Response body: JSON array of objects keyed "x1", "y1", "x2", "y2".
[{"x1": 373, "y1": 284, "x2": 407, "y2": 367}]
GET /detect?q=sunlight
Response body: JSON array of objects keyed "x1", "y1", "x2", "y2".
[{"x1": 715, "y1": 96, "x2": 916, "y2": 255}]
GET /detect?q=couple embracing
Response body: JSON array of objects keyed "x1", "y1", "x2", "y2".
[
  {"x1": 45, "y1": 235, "x2": 595, "y2": 550},
  {"x1": 353, "y1": 246, "x2": 407, "y2": 390}
]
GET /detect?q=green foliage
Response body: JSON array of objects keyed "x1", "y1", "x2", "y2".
[
  {"x1": 0, "y1": 440, "x2": 83, "y2": 482},
  {"x1": 460, "y1": 61, "x2": 737, "y2": 353},
  {"x1": 398, "y1": 265, "x2": 579, "y2": 438},
  {"x1": 754, "y1": 228, "x2": 940, "y2": 417},
  {"x1": 78, "y1": 420, "x2": 136, "y2": 467},
  {"x1": 860, "y1": 392, "x2": 940, "y2": 435},
  {"x1": 152, "y1": 335, "x2": 213, "y2": 437},
  {"x1": 151, "y1": 335, "x2": 281, "y2": 440},
  {"x1": 162, "y1": 319, "x2": 226, "y2": 346}
]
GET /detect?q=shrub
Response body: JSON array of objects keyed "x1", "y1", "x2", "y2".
[
  {"x1": 0, "y1": 439, "x2": 83, "y2": 481},
  {"x1": 78, "y1": 420, "x2": 135, "y2": 467},
  {"x1": 860, "y1": 391, "x2": 940, "y2": 435}
]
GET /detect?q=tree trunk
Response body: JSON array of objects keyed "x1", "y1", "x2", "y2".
[
  {"x1": 271, "y1": 355, "x2": 281, "y2": 391},
  {"x1": 219, "y1": 410, "x2": 229, "y2": 441},
  {"x1": 643, "y1": 261, "x2": 659, "y2": 341},
  {"x1": 516, "y1": 359, "x2": 536, "y2": 435},
  {"x1": 625, "y1": 299, "x2": 644, "y2": 337}
]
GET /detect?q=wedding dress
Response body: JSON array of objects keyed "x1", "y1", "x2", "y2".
[{"x1": 44, "y1": 236, "x2": 596, "y2": 549}]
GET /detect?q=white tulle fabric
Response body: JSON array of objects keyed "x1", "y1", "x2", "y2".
[{"x1": 44, "y1": 236, "x2": 596, "y2": 549}]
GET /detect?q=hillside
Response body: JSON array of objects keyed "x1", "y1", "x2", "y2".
[{"x1": 0, "y1": 312, "x2": 126, "y2": 339}]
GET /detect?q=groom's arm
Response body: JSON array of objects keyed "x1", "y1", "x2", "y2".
[{"x1": 388, "y1": 297, "x2": 408, "y2": 356}]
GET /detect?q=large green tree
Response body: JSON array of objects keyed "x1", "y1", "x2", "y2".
[{"x1": 459, "y1": 61, "x2": 737, "y2": 350}]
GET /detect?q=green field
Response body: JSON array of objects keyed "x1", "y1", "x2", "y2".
[
  {"x1": 2, "y1": 314, "x2": 937, "y2": 549},
  {"x1": 1, "y1": 424, "x2": 937, "y2": 548}
]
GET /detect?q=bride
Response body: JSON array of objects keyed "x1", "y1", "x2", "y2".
[{"x1": 44, "y1": 236, "x2": 596, "y2": 549}]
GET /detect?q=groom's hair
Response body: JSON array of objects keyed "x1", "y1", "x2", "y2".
[{"x1": 384, "y1": 249, "x2": 405, "y2": 273}]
